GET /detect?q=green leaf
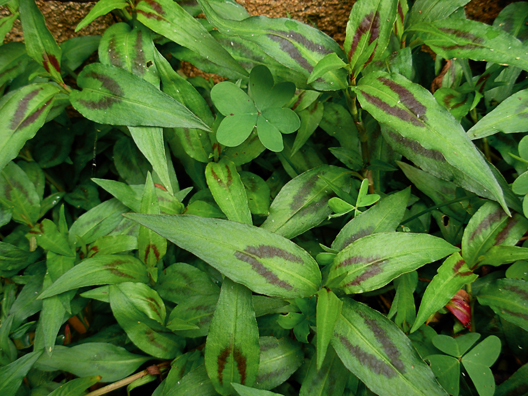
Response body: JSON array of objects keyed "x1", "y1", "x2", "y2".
[
  {"x1": 426, "y1": 354, "x2": 460, "y2": 396},
  {"x1": 138, "y1": 174, "x2": 166, "y2": 277},
  {"x1": 0, "y1": 42, "x2": 29, "y2": 87},
  {"x1": 462, "y1": 201, "x2": 528, "y2": 268},
  {"x1": 240, "y1": 171, "x2": 271, "y2": 216},
  {"x1": 389, "y1": 271, "x2": 418, "y2": 333},
  {"x1": 47, "y1": 376, "x2": 102, "y2": 396},
  {"x1": 157, "y1": 262, "x2": 220, "y2": 304},
  {"x1": 0, "y1": 83, "x2": 60, "y2": 174},
  {"x1": 262, "y1": 165, "x2": 352, "y2": 239},
  {"x1": 495, "y1": 362, "x2": 528, "y2": 396},
  {"x1": 124, "y1": 214, "x2": 321, "y2": 299},
  {"x1": 29, "y1": 219, "x2": 74, "y2": 257},
  {"x1": 206, "y1": 158, "x2": 252, "y2": 225},
  {"x1": 0, "y1": 161, "x2": 41, "y2": 226},
  {"x1": 0, "y1": 350, "x2": 43, "y2": 395},
  {"x1": 0, "y1": 13, "x2": 18, "y2": 44},
  {"x1": 205, "y1": 278, "x2": 260, "y2": 394},
  {"x1": 197, "y1": 0, "x2": 347, "y2": 91},
  {"x1": 468, "y1": 89, "x2": 528, "y2": 139},
  {"x1": 291, "y1": 101, "x2": 324, "y2": 156},
  {"x1": 35, "y1": 342, "x2": 150, "y2": 382},
  {"x1": 406, "y1": 0, "x2": 470, "y2": 27},
  {"x1": 355, "y1": 71, "x2": 509, "y2": 215},
  {"x1": 167, "y1": 294, "x2": 219, "y2": 337},
  {"x1": 477, "y1": 278, "x2": 528, "y2": 332},
  {"x1": 38, "y1": 254, "x2": 149, "y2": 299},
  {"x1": 70, "y1": 63, "x2": 210, "y2": 130},
  {"x1": 41, "y1": 273, "x2": 67, "y2": 356},
  {"x1": 299, "y1": 345, "x2": 349, "y2": 396},
  {"x1": 329, "y1": 232, "x2": 458, "y2": 294},
  {"x1": 411, "y1": 253, "x2": 477, "y2": 333},
  {"x1": 461, "y1": 336, "x2": 501, "y2": 396},
  {"x1": 345, "y1": 0, "x2": 399, "y2": 76},
  {"x1": 408, "y1": 19, "x2": 528, "y2": 71},
  {"x1": 232, "y1": 383, "x2": 283, "y2": 396},
  {"x1": 162, "y1": 364, "x2": 217, "y2": 396},
  {"x1": 87, "y1": 235, "x2": 138, "y2": 257},
  {"x1": 19, "y1": 0, "x2": 63, "y2": 83},
  {"x1": 109, "y1": 282, "x2": 182, "y2": 358},
  {"x1": 61, "y1": 36, "x2": 100, "y2": 71},
  {"x1": 432, "y1": 333, "x2": 481, "y2": 358},
  {"x1": 0, "y1": 241, "x2": 32, "y2": 277},
  {"x1": 254, "y1": 337, "x2": 303, "y2": 390},
  {"x1": 316, "y1": 288, "x2": 342, "y2": 370},
  {"x1": 307, "y1": 53, "x2": 347, "y2": 84},
  {"x1": 331, "y1": 298, "x2": 448, "y2": 396},
  {"x1": 76, "y1": 0, "x2": 129, "y2": 32},
  {"x1": 136, "y1": 0, "x2": 247, "y2": 78}
]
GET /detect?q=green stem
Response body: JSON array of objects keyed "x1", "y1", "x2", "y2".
[{"x1": 400, "y1": 196, "x2": 472, "y2": 226}]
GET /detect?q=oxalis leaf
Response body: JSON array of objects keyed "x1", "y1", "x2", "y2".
[
  {"x1": 354, "y1": 71, "x2": 509, "y2": 215},
  {"x1": 328, "y1": 232, "x2": 458, "y2": 294},
  {"x1": 124, "y1": 214, "x2": 321, "y2": 299},
  {"x1": 331, "y1": 298, "x2": 448, "y2": 396},
  {"x1": 70, "y1": 63, "x2": 210, "y2": 130}
]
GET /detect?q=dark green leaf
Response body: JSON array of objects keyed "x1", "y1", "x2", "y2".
[
  {"x1": 495, "y1": 362, "x2": 528, "y2": 396},
  {"x1": 0, "y1": 351, "x2": 43, "y2": 395},
  {"x1": 331, "y1": 298, "x2": 447, "y2": 396},
  {"x1": 240, "y1": 171, "x2": 271, "y2": 216},
  {"x1": 406, "y1": 0, "x2": 470, "y2": 27},
  {"x1": 76, "y1": 0, "x2": 129, "y2": 32},
  {"x1": 299, "y1": 345, "x2": 348, "y2": 396},
  {"x1": 61, "y1": 36, "x2": 100, "y2": 71},
  {"x1": 461, "y1": 336, "x2": 501, "y2": 396},
  {"x1": 167, "y1": 294, "x2": 219, "y2": 337},
  {"x1": 124, "y1": 214, "x2": 321, "y2": 298},
  {"x1": 316, "y1": 288, "x2": 342, "y2": 370},
  {"x1": 0, "y1": 42, "x2": 30, "y2": 87},
  {"x1": 233, "y1": 383, "x2": 283, "y2": 396}
]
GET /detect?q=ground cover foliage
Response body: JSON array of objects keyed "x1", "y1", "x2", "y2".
[{"x1": 1, "y1": 0, "x2": 528, "y2": 394}]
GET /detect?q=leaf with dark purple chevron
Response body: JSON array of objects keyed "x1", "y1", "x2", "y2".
[
  {"x1": 136, "y1": 0, "x2": 247, "y2": 79},
  {"x1": 19, "y1": 0, "x2": 63, "y2": 84},
  {"x1": 406, "y1": 0, "x2": 470, "y2": 28},
  {"x1": 355, "y1": 72, "x2": 509, "y2": 215},
  {"x1": 167, "y1": 294, "x2": 219, "y2": 338},
  {"x1": 75, "y1": 0, "x2": 129, "y2": 32},
  {"x1": 411, "y1": 253, "x2": 477, "y2": 333},
  {"x1": 408, "y1": 19, "x2": 528, "y2": 71},
  {"x1": 381, "y1": 125, "x2": 522, "y2": 213},
  {"x1": 261, "y1": 165, "x2": 352, "y2": 239},
  {"x1": 332, "y1": 187, "x2": 410, "y2": 251},
  {"x1": 344, "y1": 0, "x2": 398, "y2": 77},
  {"x1": 70, "y1": 63, "x2": 210, "y2": 130},
  {"x1": 109, "y1": 282, "x2": 183, "y2": 359},
  {"x1": 331, "y1": 298, "x2": 448, "y2": 396},
  {"x1": 253, "y1": 336, "x2": 303, "y2": 391},
  {"x1": 206, "y1": 158, "x2": 252, "y2": 225},
  {"x1": 328, "y1": 232, "x2": 458, "y2": 294},
  {"x1": 124, "y1": 214, "x2": 321, "y2": 299},
  {"x1": 462, "y1": 201, "x2": 528, "y2": 268},
  {"x1": 477, "y1": 278, "x2": 528, "y2": 332},
  {"x1": 197, "y1": 0, "x2": 347, "y2": 91},
  {"x1": 0, "y1": 83, "x2": 60, "y2": 174},
  {"x1": 38, "y1": 254, "x2": 149, "y2": 299},
  {"x1": 205, "y1": 278, "x2": 260, "y2": 395}
]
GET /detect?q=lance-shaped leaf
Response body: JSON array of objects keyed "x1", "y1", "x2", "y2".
[
  {"x1": 254, "y1": 336, "x2": 303, "y2": 390},
  {"x1": 38, "y1": 254, "x2": 149, "y2": 299},
  {"x1": 406, "y1": 0, "x2": 470, "y2": 27},
  {"x1": 0, "y1": 83, "x2": 60, "y2": 174},
  {"x1": 0, "y1": 242, "x2": 32, "y2": 277},
  {"x1": 87, "y1": 235, "x2": 138, "y2": 257},
  {"x1": 35, "y1": 343, "x2": 150, "y2": 382},
  {"x1": 331, "y1": 299, "x2": 448, "y2": 396},
  {"x1": 0, "y1": 350, "x2": 43, "y2": 395},
  {"x1": 332, "y1": 187, "x2": 410, "y2": 251},
  {"x1": 381, "y1": 125, "x2": 522, "y2": 213},
  {"x1": 206, "y1": 158, "x2": 252, "y2": 225},
  {"x1": 0, "y1": 13, "x2": 18, "y2": 44},
  {"x1": 408, "y1": 19, "x2": 528, "y2": 71},
  {"x1": 76, "y1": 0, "x2": 129, "y2": 32},
  {"x1": 478, "y1": 245, "x2": 528, "y2": 267},
  {"x1": 300, "y1": 345, "x2": 349, "y2": 396},
  {"x1": 138, "y1": 174, "x2": 166, "y2": 278},
  {"x1": 345, "y1": 0, "x2": 398, "y2": 76},
  {"x1": 29, "y1": 219, "x2": 74, "y2": 257},
  {"x1": 240, "y1": 171, "x2": 270, "y2": 216},
  {"x1": 205, "y1": 278, "x2": 260, "y2": 395},
  {"x1": 47, "y1": 375, "x2": 102, "y2": 396},
  {"x1": 261, "y1": 165, "x2": 352, "y2": 239},
  {"x1": 462, "y1": 201, "x2": 528, "y2": 268},
  {"x1": 495, "y1": 363, "x2": 528, "y2": 396},
  {"x1": 19, "y1": 0, "x2": 63, "y2": 83},
  {"x1": 197, "y1": 0, "x2": 347, "y2": 91},
  {"x1": 468, "y1": 89, "x2": 528, "y2": 139},
  {"x1": 0, "y1": 42, "x2": 30, "y2": 87},
  {"x1": 477, "y1": 278, "x2": 528, "y2": 332},
  {"x1": 328, "y1": 232, "x2": 458, "y2": 294},
  {"x1": 167, "y1": 294, "x2": 219, "y2": 337},
  {"x1": 70, "y1": 63, "x2": 210, "y2": 130},
  {"x1": 124, "y1": 214, "x2": 321, "y2": 298},
  {"x1": 136, "y1": 0, "x2": 246, "y2": 78},
  {"x1": 316, "y1": 288, "x2": 343, "y2": 370},
  {"x1": 0, "y1": 161, "x2": 41, "y2": 226},
  {"x1": 109, "y1": 282, "x2": 182, "y2": 359},
  {"x1": 232, "y1": 384, "x2": 283, "y2": 396},
  {"x1": 411, "y1": 253, "x2": 477, "y2": 333},
  {"x1": 355, "y1": 71, "x2": 509, "y2": 214}
]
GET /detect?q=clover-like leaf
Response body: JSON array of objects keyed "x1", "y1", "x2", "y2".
[{"x1": 211, "y1": 65, "x2": 300, "y2": 152}]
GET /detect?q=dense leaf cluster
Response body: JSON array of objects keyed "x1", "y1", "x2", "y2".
[{"x1": 1, "y1": 0, "x2": 528, "y2": 395}]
